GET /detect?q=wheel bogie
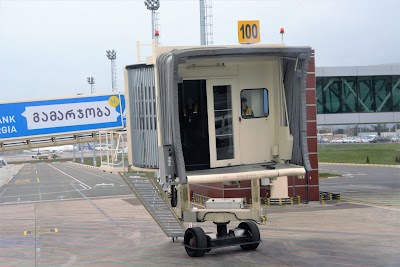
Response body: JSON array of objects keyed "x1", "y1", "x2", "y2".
[{"x1": 183, "y1": 221, "x2": 261, "y2": 257}]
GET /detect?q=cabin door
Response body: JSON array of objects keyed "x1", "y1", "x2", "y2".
[{"x1": 206, "y1": 79, "x2": 241, "y2": 168}]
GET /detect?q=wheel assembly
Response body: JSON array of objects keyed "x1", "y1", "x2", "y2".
[
  {"x1": 238, "y1": 221, "x2": 260, "y2": 250},
  {"x1": 184, "y1": 227, "x2": 207, "y2": 257},
  {"x1": 183, "y1": 221, "x2": 261, "y2": 257}
]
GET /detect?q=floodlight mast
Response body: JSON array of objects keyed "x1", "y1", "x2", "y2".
[
  {"x1": 144, "y1": 0, "x2": 160, "y2": 40},
  {"x1": 87, "y1": 77, "x2": 95, "y2": 94},
  {"x1": 106, "y1": 50, "x2": 117, "y2": 92}
]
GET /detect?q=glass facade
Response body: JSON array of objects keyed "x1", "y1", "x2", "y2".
[{"x1": 316, "y1": 75, "x2": 400, "y2": 114}]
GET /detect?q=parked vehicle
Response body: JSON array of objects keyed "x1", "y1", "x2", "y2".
[
  {"x1": 32, "y1": 152, "x2": 60, "y2": 160},
  {"x1": 369, "y1": 136, "x2": 390, "y2": 143}
]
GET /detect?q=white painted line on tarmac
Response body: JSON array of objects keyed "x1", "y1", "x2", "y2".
[
  {"x1": 0, "y1": 187, "x2": 9, "y2": 197},
  {"x1": 65, "y1": 165, "x2": 124, "y2": 185},
  {"x1": 0, "y1": 194, "x2": 135, "y2": 205},
  {"x1": 49, "y1": 164, "x2": 92, "y2": 190}
]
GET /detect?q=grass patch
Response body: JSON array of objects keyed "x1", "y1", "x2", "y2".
[
  {"x1": 73, "y1": 156, "x2": 127, "y2": 167},
  {"x1": 73, "y1": 157, "x2": 102, "y2": 167},
  {"x1": 318, "y1": 143, "x2": 400, "y2": 165},
  {"x1": 319, "y1": 173, "x2": 341, "y2": 178}
]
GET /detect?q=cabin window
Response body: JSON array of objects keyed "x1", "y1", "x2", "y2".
[{"x1": 240, "y1": 88, "x2": 269, "y2": 119}]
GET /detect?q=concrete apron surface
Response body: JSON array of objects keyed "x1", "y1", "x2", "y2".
[{"x1": 0, "y1": 196, "x2": 398, "y2": 267}]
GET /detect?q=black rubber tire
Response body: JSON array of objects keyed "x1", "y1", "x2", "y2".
[
  {"x1": 184, "y1": 227, "x2": 208, "y2": 257},
  {"x1": 238, "y1": 221, "x2": 260, "y2": 250}
]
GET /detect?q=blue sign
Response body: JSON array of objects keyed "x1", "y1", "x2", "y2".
[{"x1": 0, "y1": 94, "x2": 126, "y2": 141}]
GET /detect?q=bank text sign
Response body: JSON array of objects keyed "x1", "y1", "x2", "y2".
[{"x1": 0, "y1": 94, "x2": 125, "y2": 141}]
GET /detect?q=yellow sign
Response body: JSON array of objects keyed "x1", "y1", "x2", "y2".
[
  {"x1": 238, "y1": 20, "x2": 260, "y2": 44},
  {"x1": 108, "y1": 96, "x2": 120, "y2": 107}
]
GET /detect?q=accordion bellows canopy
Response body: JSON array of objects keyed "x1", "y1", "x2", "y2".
[{"x1": 155, "y1": 46, "x2": 312, "y2": 184}]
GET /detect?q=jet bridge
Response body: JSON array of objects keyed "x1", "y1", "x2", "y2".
[{"x1": 125, "y1": 44, "x2": 311, "y2": 256}]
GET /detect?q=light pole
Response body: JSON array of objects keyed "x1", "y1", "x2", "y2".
[
  {"x1": 106, "y1": 50, "x2": 117, "y2": 92},
  {"x1": 144, "y1": 0, "x2": 160, "y2": 40},
  {"x1": 87, "y1": 77, "x2": 95, "y2": 94}
]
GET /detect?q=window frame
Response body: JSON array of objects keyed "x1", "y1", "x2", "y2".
[{"x1": 240, "y1": 88, "x2": 269, "y2": 119}]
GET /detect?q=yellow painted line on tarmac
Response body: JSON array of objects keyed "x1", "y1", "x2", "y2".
[
  {"x1": 23, "y1": 228, "x2": 59, "y2": 236},
  {"x1": 14, "y1": 178, "x2": 31, "y2": 184},
  {"x1": 37, "y1": 178, "x2": 40, "y2": 183},
  {"x1": 345, "y1": 199, "x2": 400, "y2": 210},
  {"x1": 5, "y1": 176, "x2": 13, "y2": 184}
]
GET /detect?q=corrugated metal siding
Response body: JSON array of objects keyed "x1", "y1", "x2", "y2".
[{"x1": 126, "y1": 65, "x2": 158, "y2": 168}]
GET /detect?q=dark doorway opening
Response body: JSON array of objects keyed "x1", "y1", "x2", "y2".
[{"x1": 178, "y1": 80, "x2": 210, "y2": 171}]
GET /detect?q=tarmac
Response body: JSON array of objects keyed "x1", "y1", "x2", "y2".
[
  {"x1": 0, "y1": 162, "x2": 399, "y2": 266},
  {"x1": 1, "y1": 196, "x2": 399, "y2": 267},
  {"x1": 0, "y1": 163, "x2": 23, "y2": 188}
]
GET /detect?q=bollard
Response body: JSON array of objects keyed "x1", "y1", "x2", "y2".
[
  {"x1": 329, "y1": 193, "x2": 333, "y2": 200},
  {"x1": 243, "y1": 197, "x2": 247, "y2": 205},
  {"x1": 337, "y1": 195, "x2": 341, "y2": 204},
  {"x1": 279, "y1": 198, "x2": 282, "y2": 206},
  {"x1": 267, "y1": 198, "x2": 270, "y2": 206}
]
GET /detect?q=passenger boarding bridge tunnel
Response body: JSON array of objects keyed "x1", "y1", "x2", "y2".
[
  {"x1": 316, "y1": 64, "x2": 400, "y2": 125},
  {"x1": 125, "y1": 46, "x2": 312, "y2": 256}
]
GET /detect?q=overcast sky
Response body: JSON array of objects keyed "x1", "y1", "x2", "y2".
[{"x1": 1, "y1": 0, "x2": 399, "y2": 101}]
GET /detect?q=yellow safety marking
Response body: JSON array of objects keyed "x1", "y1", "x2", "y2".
[
  {"x1": 37, "y1": 178, "x2": 40, "y2": 183},
  {"x1": 19, "y1": 172, "x2": 33, "y2": 175},
  {"x1": 5, "y1": 176, "x2": 13, "y2": 184},
  {"x1": 23, "y1": 228, "x2": 58, "y2": 235},
  {"x1": 15, "y1": 178, "x2": 31, "y2": 184},
  {"x1": 344, "y1": 199, "x2": 399, "y2": 209}
]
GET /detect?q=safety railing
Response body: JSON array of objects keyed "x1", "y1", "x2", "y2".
[
  {"x1": 319, "y1": 191, "x2": 341, "y2": 204},
  {"x1": 191, "y1": 193, "x2": 302, "y2": 207},
  {"x1": 191, "y1": 193, "x2": 211, "y2": 206}
]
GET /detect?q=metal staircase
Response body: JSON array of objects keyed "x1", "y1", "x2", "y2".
[{"x1": 121, "y1": 173, "x2": 185, "y2": 240}]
